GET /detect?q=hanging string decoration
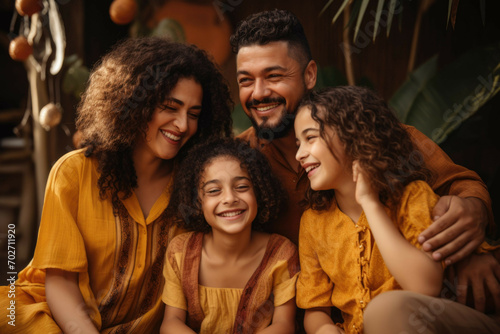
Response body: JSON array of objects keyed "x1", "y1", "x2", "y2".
[{"x1": 9, "y1": 0, "x2": 66, "y2": 131}]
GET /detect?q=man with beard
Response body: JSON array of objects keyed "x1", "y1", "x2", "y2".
[{"x1": 232, "y1": 9, "x2": 499, "y2": 317}]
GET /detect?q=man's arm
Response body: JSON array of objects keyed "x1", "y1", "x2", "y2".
[
  {"x1": 449, "y1": 247, "x2": 500, "y2": 313},
  {"x1": 406, "y1": 125, "x2": 493, "y2": 264}
]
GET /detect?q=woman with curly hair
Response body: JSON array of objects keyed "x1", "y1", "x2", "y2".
[
  {"x1": 0, "y1": 37, "x2": 232, "y2": 333},
  {"x1": 160, "y1": 138, "x2": 299, "y2": 333}
]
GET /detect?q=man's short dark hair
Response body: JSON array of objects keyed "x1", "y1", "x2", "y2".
[{"x1": 230, "y1": 9, "x2": 312, "y2": 67}]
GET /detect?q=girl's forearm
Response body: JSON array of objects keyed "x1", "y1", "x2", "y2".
[
  {"x1": 258, "y1": 299, "x2": 296, "y2": 334},
  {"x1": 160, "y1": 319, "x2": 196, "y2": 334},
  {"x1": 45, "y1": 269, "x2": 99, "y2": 334},
  {"x1": 361, "y1": 200, "x2": 443, "y2": 296},
  {"x1": 258, "y1": 322, "x2": 295, "y2": 334},
  {"x1": 304, "y1": 308, "x2": 343, "y2": 334},
  {"x1": 160, "y1": 305, "x2": 195, "y2": 334}
]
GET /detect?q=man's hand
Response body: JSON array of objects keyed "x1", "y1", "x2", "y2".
[
  {"x1": 453, "y1": 252, "x2": 500, "y2": 313},
  {"x1": 417, "y1": 196, "x2": 487, "y2": 265}
]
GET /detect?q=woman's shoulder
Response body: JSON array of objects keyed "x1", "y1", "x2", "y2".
[
  {"x1": 50, "y1": 148, "x2": 92, "y2": 173},
  {"x1": 45, "y1": 149, "x2": 97, "y2": 186}
]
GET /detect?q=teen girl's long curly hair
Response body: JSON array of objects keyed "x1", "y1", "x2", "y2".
[
  {"x1": 165, "y1": 138, "x2": 288, "y2": 233},
  {"x1": 299, "y1": 86, "x2": 431, "y2": 211},
  {"x1": 76, "y1": 37, "x2": 233, "y2": 204}
]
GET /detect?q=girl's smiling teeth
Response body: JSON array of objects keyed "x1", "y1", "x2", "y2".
[
  {"x1": 304, "y1": 164, "x2": 320, "y2": 173},
  {"x1": 161, "y1": 129, "x2": 181, "y2": 141},
  {"x1": 218, "y1": 210, "x2": 245, "y2": 217}
]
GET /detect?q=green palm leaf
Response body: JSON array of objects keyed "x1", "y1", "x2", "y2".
[{"x1": 390, "y1": 42, "x2": 500, "y2": 144}]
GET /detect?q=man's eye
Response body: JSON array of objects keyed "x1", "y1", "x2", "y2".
[{"x1": 238, "y1": 78, "x2": 252, "y2": 85}]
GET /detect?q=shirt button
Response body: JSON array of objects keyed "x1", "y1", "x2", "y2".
[
  {"x1": 359, "y1": 244, "x2": 364, "y2": 249},
  {"x1": 137, "y1": 263, "x2": 142, "y2": 268},
  {"x1": 292, "y1": 178, "x2": 297, "y2": 183}
]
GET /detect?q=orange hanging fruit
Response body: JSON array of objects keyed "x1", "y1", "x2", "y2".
[
  {"x1": 9, "y1": 36, "x2": 33, "y2": 61},
  {"x1": 109, "y1": 0, "x2": 137, "y2": 25},
  {"x1": 15, "y1": 0, "x2": 43, "y2": 17}
]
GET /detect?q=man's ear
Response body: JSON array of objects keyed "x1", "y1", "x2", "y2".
[{"x1": 304, "y1": 60, "x2": 317, "y2": 90}]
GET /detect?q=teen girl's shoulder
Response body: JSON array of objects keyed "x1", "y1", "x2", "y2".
[
  {"x1": 300, "y1": 202, "x2": 337, "y2": 226},
  {"x1": 400, "y1": 180, "x2": 440, "y2": 207}
]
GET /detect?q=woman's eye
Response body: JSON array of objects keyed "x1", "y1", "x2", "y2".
[
  {"x1": 160, "y1": 104, "x2": 176, "y2": 111},
  {"x1": 307, "y1": 136, "x2": 317, "y2": 141},
  {"x1": 188, "y1": 112, "x2": 200, "y2": 119}
]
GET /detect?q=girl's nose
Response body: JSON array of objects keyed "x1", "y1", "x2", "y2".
[
  {"x1": 222, "y1": 189, "x2": 238, "y2": 205},
  {"x1": 295, "y1": 144, "x2": 307, "y2": 162}
]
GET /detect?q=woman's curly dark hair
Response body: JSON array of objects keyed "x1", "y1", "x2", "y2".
[
  {"x1": 299, "y1": 86, "x2": 431, "y2": 211},
  {"x1": 165, "y1": 138, "x2": 288, "y2": 233},
  {"x1": 76, "y1": 37, "x2": 233, "y2": 204},
  {"x1": 230, "y1": 9, "x2": 312, "y2": 68}
]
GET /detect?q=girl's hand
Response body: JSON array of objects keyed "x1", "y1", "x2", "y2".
[{"x1": 352, "y1": 160, "x2": 378, "y2": 206}]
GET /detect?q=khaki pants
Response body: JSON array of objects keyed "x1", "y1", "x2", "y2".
[{"x1": 363, "y1": 290, "x2": 500, "y2": 334}]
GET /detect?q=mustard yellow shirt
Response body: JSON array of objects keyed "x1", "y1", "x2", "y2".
[
  {"x1": 13, "y1": 149, "x2": 182, "y2": 333},
  {"x1": 163, "y1": 232, "x2": 299, "y2": 333},
  {"x1": 296, "y1": 180, "x2": 439, "y2": 334}
]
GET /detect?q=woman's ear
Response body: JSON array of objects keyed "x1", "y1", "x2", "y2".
[{"x1": 304, "y1": 60, "x2": 317, "y2": 90}]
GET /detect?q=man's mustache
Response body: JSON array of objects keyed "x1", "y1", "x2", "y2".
[{"x1": 245, "y1": 97, "x2": 286, "y2": 109}]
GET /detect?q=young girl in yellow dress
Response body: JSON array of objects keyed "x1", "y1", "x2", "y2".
[
  {"x1": 294, "y1": 86, "x2": 500, "y2": 334},
  {"x1": 160, "y1": 138, "x2": 299, "y2": 333}
]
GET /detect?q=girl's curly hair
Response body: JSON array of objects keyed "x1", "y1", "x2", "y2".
[
  {"x1": 299, "y1": 86, "x2": 431, "y2": 211},
  {"x1": 76, "y1": 37, "x2": 233, "y2": 203},
  {"x1": 165, "y1": 138, "x2": 288, "y2": 233}
]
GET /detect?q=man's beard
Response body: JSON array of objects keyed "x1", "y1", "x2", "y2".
[{"x1": 246, "y1": 97, "x2": 295, "y2": 141}]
